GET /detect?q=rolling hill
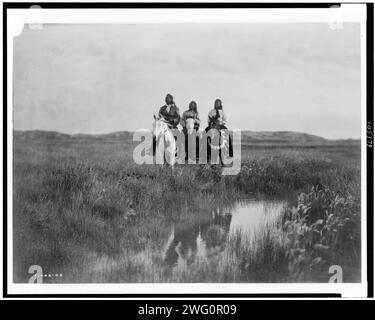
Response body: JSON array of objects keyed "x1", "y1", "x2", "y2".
[{"x1": 13, "y1": 129, "x2": 359, "y2": 146}]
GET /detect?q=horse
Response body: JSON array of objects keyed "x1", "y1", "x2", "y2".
[
  {"x1": 185, "y1": 118, "x2": 196, "y2": 135},
  {"x1": 206, "y1": 124, "x2": 231, "y2": 164},
  {"x1": 184, "y1": 118, "x2": 200, "y2": 162},
  {"x1": 152, "y1": 115, "x2": 176, "y2": 167}
]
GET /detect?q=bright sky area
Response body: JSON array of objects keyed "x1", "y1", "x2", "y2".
[{"x1": 14, "y1": 23, "x2": 361, "y2": 139}]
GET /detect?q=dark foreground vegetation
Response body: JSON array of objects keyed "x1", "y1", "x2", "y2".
[{"x1": 13, "y1": 135, "x2": 361, "y2": 283}]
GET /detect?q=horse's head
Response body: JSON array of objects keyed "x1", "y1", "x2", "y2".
[
  {"x1": 153, "y1": 115, "x2": 176, "y2": 166},
  {"x1": 185, "y1": 118, "x2": 195, "y2": 134},
  {"x1": 153, "y1": 114, "x2": 169, "y2": 140}
]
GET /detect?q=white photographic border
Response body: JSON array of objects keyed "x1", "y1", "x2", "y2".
[{"x1": 4, "y1": 3, "x2": 369, "y2": 297}]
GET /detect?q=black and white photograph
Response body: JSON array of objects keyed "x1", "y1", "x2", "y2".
[{"x1": 3, "y1": 3, "x2": 372, "y2": 298}]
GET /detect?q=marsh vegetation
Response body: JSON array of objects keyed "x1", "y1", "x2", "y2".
[{"x1": 13, "y1": 133, "x2": 361, "y2": 283}]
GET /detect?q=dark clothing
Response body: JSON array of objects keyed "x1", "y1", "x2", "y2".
[
  {"x1": 158, "y1": 104, "x2": 181, "y2": 128},
  {"x1": 208, "y1": 108, "x2": 227, "y2": 128},
  {"x1": 205, "y1": 123, "x2": 227, "y2": 132}
]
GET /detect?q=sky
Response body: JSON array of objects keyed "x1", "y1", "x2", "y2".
[{"x1": 13, "y1": 23, "x2": 361, "y2": 139}]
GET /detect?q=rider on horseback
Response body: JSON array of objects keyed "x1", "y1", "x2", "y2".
[
  {"x1": 153, "y1": 94, "x2": 181, "y2": 155},
  {"x1": 206, "y1": 98, "x2": 233, "y2": 157},
  {"x1": 207, "y1": 99, "x2": 227, "y2": 130},
  {"x1": 181, "y1": 101, "x2": 200, "y2": 161},
  {"x1": 158, "y1": 94, "x2": 181, "y2": 129},
  {"x1": 181, "y1": 101, "x2": 200, "y2": 133}
]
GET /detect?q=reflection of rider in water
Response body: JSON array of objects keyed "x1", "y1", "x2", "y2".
[
  {"x1": 200, "y1": 208, "x2": 232, "y2": 251},
  {"x1": 164, "y1": 207, "x2": 232, "y2": 266},
  {"x1": 164, "y1": 223, "x2": 200, "y2": 266}
]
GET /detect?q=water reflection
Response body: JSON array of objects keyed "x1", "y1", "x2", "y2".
[
  {"x1": 163, "y1": 199, "x2": 287, "y2": 267},
  {"x1": 164, "y1": 207, "x2": 232, "y2": 266},
  {"x1": 76, "y1": 198, "x2": 288, "y2": 282}
]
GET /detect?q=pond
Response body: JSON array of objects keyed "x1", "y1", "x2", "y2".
[
  {"x1": 162, "y1": 199, "x2": 288, "y2": 269},
  {"x1": 73, "y1": 197, "x2": 290, "y2": 283}
]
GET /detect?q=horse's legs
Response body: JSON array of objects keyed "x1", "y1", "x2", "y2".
[
  {"x1": 152, "y1": 136, "x2": 157, "y2": 156},
  {"x1": 184, "y1": 132, "x2": 188, "y2": 162},
  {"x1": 207, "y1": 136, "x2": 211, "y2": 163},
  {"x1": 196, "y1": 134, "x2": 200, "y2": 162},
  {"x1": 229, "y1": 131, "x2": 233, "y2": 157},
  {"x1": 164, "y1": 145, "x2": 176, "y2": 168},
  {"x1": 219, "y1": 129, "x2": 232, "y2": 166}
]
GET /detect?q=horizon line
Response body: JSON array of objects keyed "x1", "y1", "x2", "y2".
[{"x1": 13, "y1": 128, "x2": 361, "y2": 141}]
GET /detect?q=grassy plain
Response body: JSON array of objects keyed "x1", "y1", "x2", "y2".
[{"x1": 13, "y1": 135, "x2": 361, "y2": 283}]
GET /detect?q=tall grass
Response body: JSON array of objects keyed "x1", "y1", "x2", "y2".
[{"x1": 13, "y1": 138, "x2": 361, "y2": 282}]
